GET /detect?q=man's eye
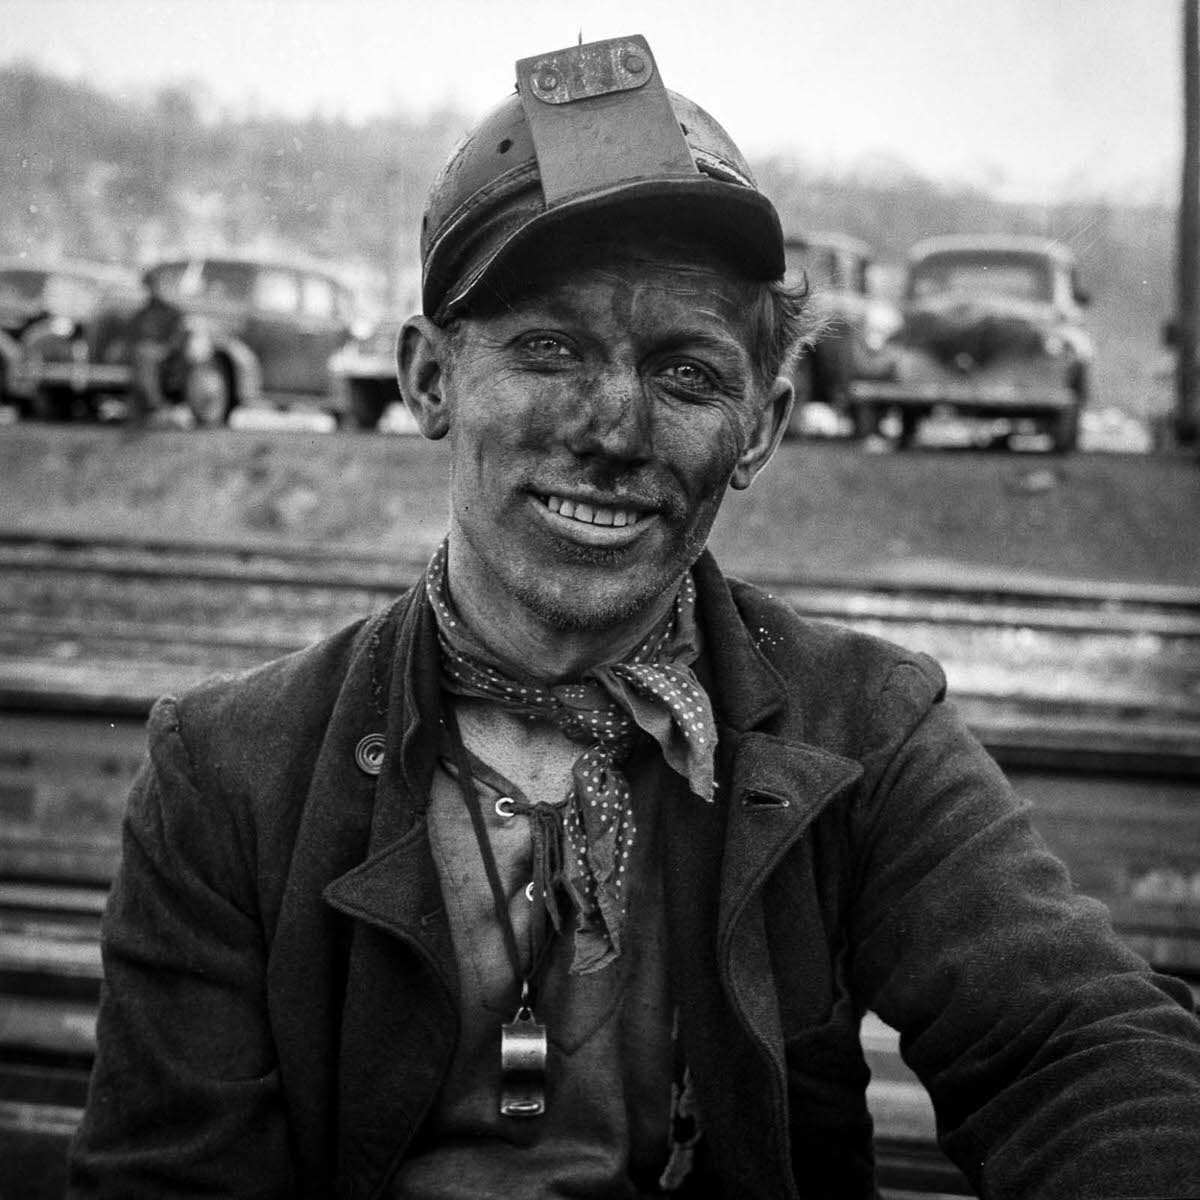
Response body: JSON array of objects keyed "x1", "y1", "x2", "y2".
[
  {"x1": 661, "y1": 362, "x2": 715, "y2": 392},
  {"x1": 520, "y1": 334, "x2": 573, "y2": 358}
]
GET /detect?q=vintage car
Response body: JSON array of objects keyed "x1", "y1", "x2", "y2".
[
  {"x1": 326, "y1": 265, "x2": 424, "y2": 432},
  {"x1": 850, "y1": 234, "x2": 1094, "y2": 451},
  {"x1": 781, "y1": 232, "x2": 900, "y2": 435},
  {"x1": 0, "y1": 259, "x2": 141, "y2": 418},
  {"x1": 128, "y1": 256, "x2": 361, "y2": 425},
  {"x1": 26, "y1": 256, "x2": 362, "y2": 426},
  {"x1": 327, "y1": 315, "x2": 418, "y2": 432}
]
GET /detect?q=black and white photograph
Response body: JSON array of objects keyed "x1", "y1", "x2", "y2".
[{"x1": 1, "y1": 2, "x2": 1199, "y2": 1197}]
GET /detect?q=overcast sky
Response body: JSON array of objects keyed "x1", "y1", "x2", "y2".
[{"x1": 2, "y1": 0, "x2": 1188, "y2": 202}]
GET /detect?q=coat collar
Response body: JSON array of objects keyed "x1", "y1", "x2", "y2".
[
  {"x1": 691, "y1": 546, "x2": 864, "y2": 1000},
  {"x1": 676, "y1": 551, "x2": 864, "y2": 1200},
  {"x1": 693, "y1": 549, "x2": 789, "y2": 732},
  {"x1": 319, "y1": 548, "x2": 842, "y2": 952},
  {"x1": 322, "y1": 580, "x2": 447, "y2": 936},
  {"x1": 323, "y1": 550, "x2": 867, "y2": 1003}
]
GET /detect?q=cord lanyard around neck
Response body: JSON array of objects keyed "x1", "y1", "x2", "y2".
[{"x1": 444, "y1": 700, "x2": 554, "y2": 1119}]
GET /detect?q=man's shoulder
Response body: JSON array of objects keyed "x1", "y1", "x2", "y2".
[
  {"x1": 175, "y1": 611, "x2": 381, "y2": 720},
  {"x1": 151, "y1": 593, "x2": 412, "y2": 787},
  {"x1": 724, "y1": 575, "x2": 948, "y2": 750},
  {"x1": 729, "y1": 576, "x2": 944, "y2": 686}
]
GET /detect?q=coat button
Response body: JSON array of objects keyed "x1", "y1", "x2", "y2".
[{"x1": 354, "y1": 733, "x2": 386, "y2": 775}]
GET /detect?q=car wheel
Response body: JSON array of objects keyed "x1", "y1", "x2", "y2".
[
  {"x1": 896, "y1": 410, "x2": 921, "y2": 450},
  {"x1": 850, "y1": 402, "x2": 880, "y2": 439},
  {"x1": 33, "y1": 386, "x2": 75, "y2": 422},
  {"x1": 1050, "y1": 402, "x2": 1081, "y2": 453},
  {"x1": 346, "y1": 380, "x2": 389, "y2": 431},
  {"x1": 0, "y1": 365, "x2": 28, "y2": 418},
  {"x1": 185, "y1": 362, "x2": 232, "y2": 426}
]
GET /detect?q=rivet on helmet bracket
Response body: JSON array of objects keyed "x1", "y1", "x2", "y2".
[{"x1": 524, "y1": 37, "x2": 655, "y2": 106}]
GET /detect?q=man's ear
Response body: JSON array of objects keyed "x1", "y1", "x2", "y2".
[
  {"x1": 397, "y1": 316, "x2": 452, "y2": 440},
  {"x1": 731, "y1": 375, "x2": 793, "y2": 490}
]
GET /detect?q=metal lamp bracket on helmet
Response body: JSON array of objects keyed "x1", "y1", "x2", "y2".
[{"x1": 516, "y1": 35, "x2": 699, "y2": 206}]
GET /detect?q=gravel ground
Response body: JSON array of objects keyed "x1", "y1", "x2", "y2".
[{"x1": 1, "y1": 424, "x2": 1198, "y2": 590}]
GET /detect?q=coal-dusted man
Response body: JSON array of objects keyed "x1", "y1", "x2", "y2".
[{"x1": 69, "y1": 35, "x2": 1200, "y2": 1200}]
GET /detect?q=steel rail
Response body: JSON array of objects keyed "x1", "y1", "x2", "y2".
[
  {"x1": 3, "y1": 533, "x2": 1199, "y2": 768},
  {"x1": 4, "y1": 526, "x2": 1197, "y2": 604},
  {"x1": 3, "y1": 534, "x2": 1200, "y2": 631}
]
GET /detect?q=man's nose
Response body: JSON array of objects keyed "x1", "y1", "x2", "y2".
[{"x1": 567, "y1": 368, "x2": 653, "y2": 463}]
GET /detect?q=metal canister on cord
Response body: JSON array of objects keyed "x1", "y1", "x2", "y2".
[{"x1": 500, "y1": 1004, "x2": 547, "y2": 1117}]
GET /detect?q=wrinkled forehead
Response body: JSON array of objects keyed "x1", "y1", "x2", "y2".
[{"x1": 459, "y1": 223, "x2": 763, "y2": 331}]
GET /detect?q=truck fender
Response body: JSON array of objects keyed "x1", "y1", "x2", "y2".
[{"x1": 19, "y1": 315, "x2": 78, "y2": 353}]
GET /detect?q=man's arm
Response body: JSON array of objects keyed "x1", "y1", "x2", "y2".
[
  {"x1": 848, "y1": 662, "x2": 1200, "y2": 1198},
  {"x1": 67, "y1": 698, "x2": 295, "y2": 1199}
]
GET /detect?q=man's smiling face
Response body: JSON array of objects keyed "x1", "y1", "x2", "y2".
[{"x1": 409, "y1": 235, "x2": 791, "y2": 649}]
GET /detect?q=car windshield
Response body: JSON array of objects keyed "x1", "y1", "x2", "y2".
[
  {"x1": 146, "y1": 263, "x2": 189, "y2": 298},
  {"x1": 0, "y1": 268, "x2": 103, "y2": 316},
  {"x1": 0, "y1": 269, "x2": 50, "y2": 305},
  {"x1": 196, "y1": 261, "x2": 257, "y2": 303},
  {"x1": 908, "y1": 253, "x2": 1054, "y2": 303},
  {"x1": 151, "y1": 261, "x2": 257, "y2": 304}
]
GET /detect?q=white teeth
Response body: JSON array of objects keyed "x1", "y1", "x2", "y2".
[{"x1": 543, "y1": 494, "x2": 640, "y2": 528}]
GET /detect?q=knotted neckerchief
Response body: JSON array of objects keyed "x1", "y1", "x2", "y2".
[{"x1": 425, "y1": 541, "x2": 716, "y2": 973}]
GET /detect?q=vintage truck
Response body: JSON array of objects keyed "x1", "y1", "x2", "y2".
[
  {"x1": 782, "y1": 232, "x2": 900, "y2": 436},
  {"x1": 849, "y1": 234, "x2": 1094, "y2": 451}
]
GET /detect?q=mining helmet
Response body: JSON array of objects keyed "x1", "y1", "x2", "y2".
[{"x1": 420, "y1": 34, "x2": 785, "y2": 320}]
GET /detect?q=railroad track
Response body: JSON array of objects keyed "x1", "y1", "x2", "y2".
[
  {"x1": 3, "y1": 532, "x2": 1198, "y2": 748},
  {"x1": 2, "y1": 533, "x2": 1199, "y2": 1197}
]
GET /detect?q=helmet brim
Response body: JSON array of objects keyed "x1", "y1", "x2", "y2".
[{"x1": 426, "y1": 176, "x2": 785, "y2": 320}]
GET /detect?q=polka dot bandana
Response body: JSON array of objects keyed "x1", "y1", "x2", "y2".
[{"x1": 425, "y1": 540, "x2": 716, "y2": 973}]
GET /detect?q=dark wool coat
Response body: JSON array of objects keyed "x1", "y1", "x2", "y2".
[{"x1": 68, "y1": 553, "x2": 1200, "y2": 1200}]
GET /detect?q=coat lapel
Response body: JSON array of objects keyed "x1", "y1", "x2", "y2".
[
  {"x1": 667, "y1": 554, "x2": 862, "y2": 1199},
  {"x1": 323, "y1": 823, "x2": 459, "y2": 1200},
  {"x1": 718, "y1": 730, "x2": 864, "y2": 1155},
  {"x1": 317, "y1": 588, "x2": 463, "y2": 1200},
  {"x1": 719, "y1": 732, "x2": 863, "y2": 956}
]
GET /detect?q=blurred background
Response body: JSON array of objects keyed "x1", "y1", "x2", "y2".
[{"x1": 0, "y1": 0, "x2": 1191, "y2": 441}]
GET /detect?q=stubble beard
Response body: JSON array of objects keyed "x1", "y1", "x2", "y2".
[{"x1": 494, "y1": 518, "x2": 715, "y2": 632}]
